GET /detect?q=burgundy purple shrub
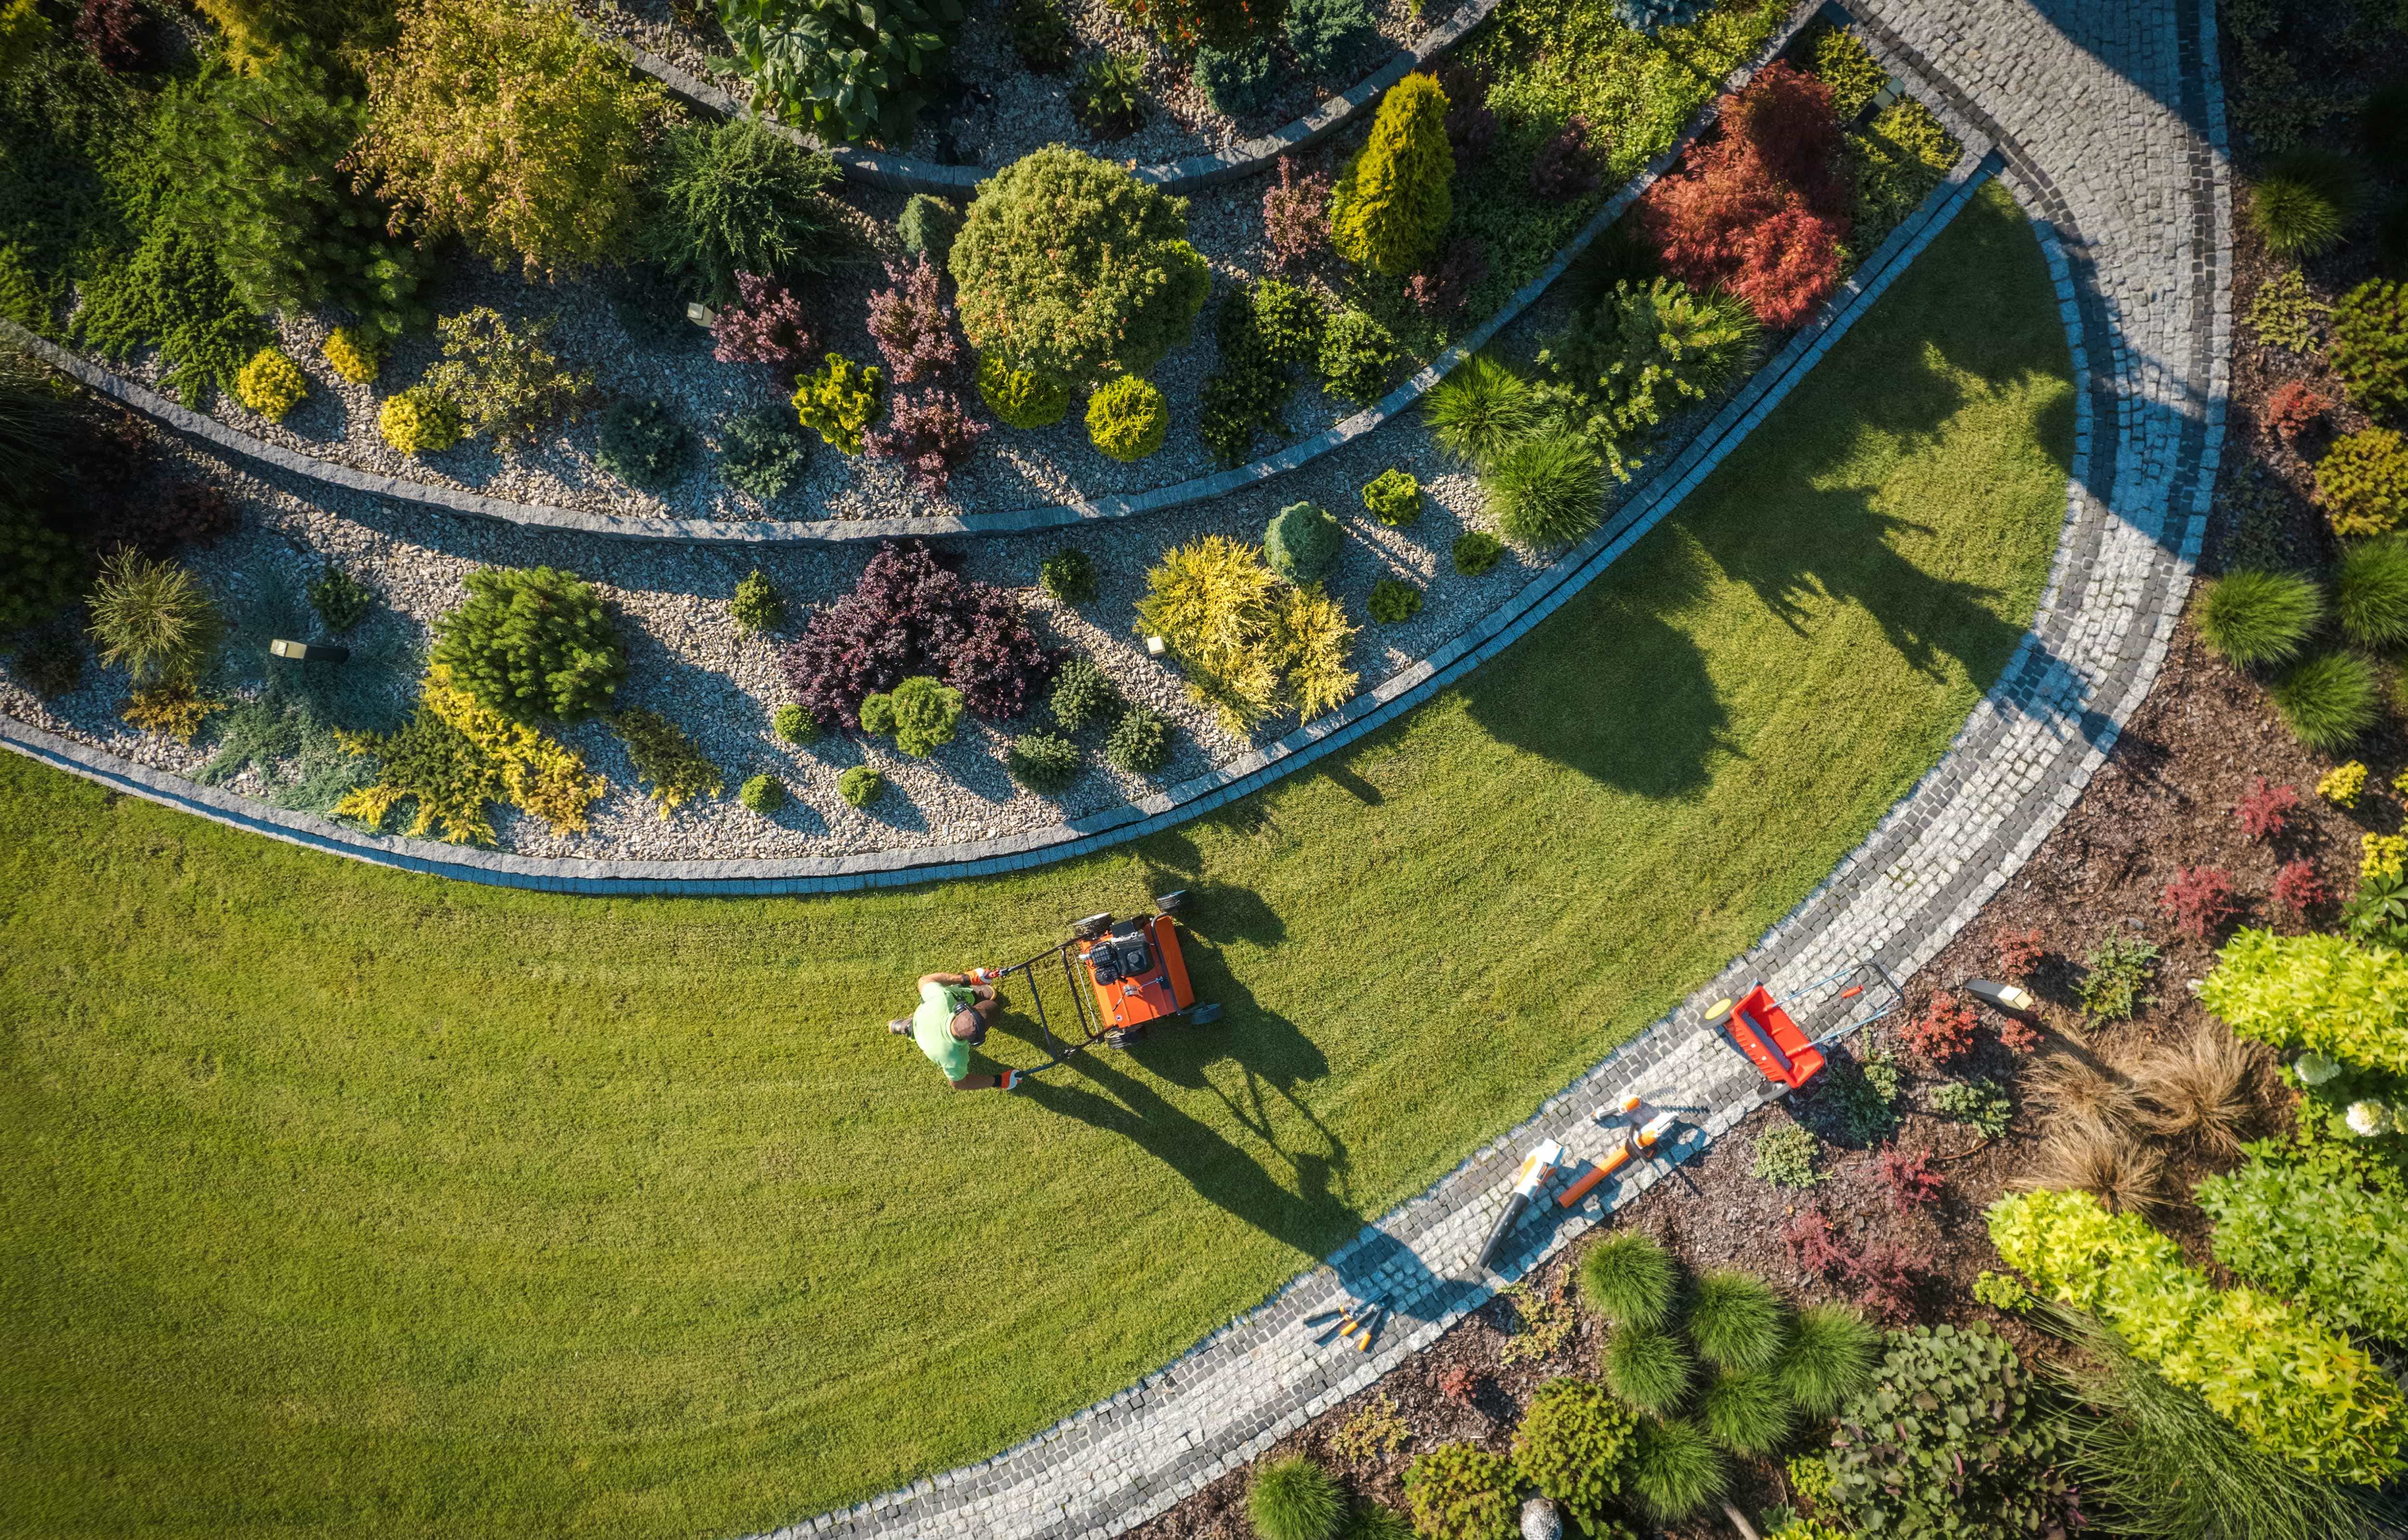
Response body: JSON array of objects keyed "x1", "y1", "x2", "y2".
[
  {"x1": 1262, "y1": 155, "x2": 1334, "y2": 268},
  {"x1": 1531, "y1": 115, "x2": 1604, "y2": 199},
  {"x1": 1407, "y1": 237, "x2": 1488, "y2": 318},
  {"x1": 865, "y1": 254, "x2": 962, "y2": 384},
  {"x1": 864, "y1": 388, "x2": 988, "y2": 494},
  {"x1": 711, "y1": 273, "x2": 816, "y2": 378},
  {"x1": 779, "y1": 541, "x2": 1053, "y2": 729},
  {"x1": 1436, "y1": 62, "x2": 1496, "y2": 163}
]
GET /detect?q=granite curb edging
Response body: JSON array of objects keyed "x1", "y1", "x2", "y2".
[{"x1": 0, "y1": 1, "x2": 1821, "y2": 547}]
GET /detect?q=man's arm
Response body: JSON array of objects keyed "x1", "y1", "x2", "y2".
[
  {"x1": 948, "y1": 1070, "x2": 1024, "y2": 1092},
  {"x1": 918, "y1": 972, "x2": 972, "y2": 988}
]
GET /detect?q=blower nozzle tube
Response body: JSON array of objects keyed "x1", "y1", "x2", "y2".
[{"x1": 1474, "y1": 1139, "x2": 1564, "y2": 1271}]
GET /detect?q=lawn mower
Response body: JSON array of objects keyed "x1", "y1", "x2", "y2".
[
  {"x1": 1703, "y1": 959, "x2": 1903, "y2": 1091},
  {"x1": 995, "y1": 891, "x2": 1223, "y2": 1074}
]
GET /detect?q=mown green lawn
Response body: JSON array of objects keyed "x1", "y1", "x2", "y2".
[{"x1": 0, "y1": 182, "x2": 2070, "y2": 1540}]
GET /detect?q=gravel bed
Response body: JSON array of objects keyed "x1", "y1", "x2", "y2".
[{"x1": 569, "y1": 0, "x2": 1432, "y2": 166}]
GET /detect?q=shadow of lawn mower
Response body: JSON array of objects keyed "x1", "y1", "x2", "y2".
[{"x1": 999, "y1": 892, "x2": 1225, "y2": 1076}]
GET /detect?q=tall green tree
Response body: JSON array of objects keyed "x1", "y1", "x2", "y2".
[{"x1": 1331, "y1": 72, "x2": 1453, "y2": 276}]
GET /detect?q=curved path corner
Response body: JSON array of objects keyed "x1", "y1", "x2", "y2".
[{"x1": 740, "y1": 0, "x2": 2230, "y2": 1534}]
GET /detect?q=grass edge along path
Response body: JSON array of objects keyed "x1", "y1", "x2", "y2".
[{"x1": 0, "y1": 182, "x2": 2070, "y2": 1540}]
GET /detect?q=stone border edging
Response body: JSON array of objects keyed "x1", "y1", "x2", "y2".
[
  {"x1": 0, "y1": 2, "x2": 1818, "y2": 547},
  {"x1": 0, "y1": 132, "x2": 1991, "y2": 897},
  {"x1": 596, "y1": 0, "x2": 1504, "y2": 197}
]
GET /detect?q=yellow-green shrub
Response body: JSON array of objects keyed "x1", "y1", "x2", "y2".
[
  {"x1": 2197, "y1": 927, "x2": 2408, "y2": 1076},
  {"x1": 1086, "y1": 375, "x2": 1167, "y2": 461},
  {"x1": 792, "y1": 352, "x2": 884, "y2": 454},
  {"x1": 608, "y1": 708, "x2": 723, "y2": 817},
  {"x1": 1330, "y1": 72, "x2": 1453, "y2": 276},
  {"x1": 1986, "y1": 1188, "x2": 2407, "y2": 1484},
  {"x1": 234, "y1": 347, "x2": 308, "y2": 421},
  {"x1": 976, "y1": 356, "x2": 1070, "y2": 428},
  {"x1": 1134, "y1": 535, "x2": 1357, "y2": 731},
  {"x1": 321, "y1": 326, "x2": 384, "y2": 384},
  {"x1": 336, "y1": 663, "x2": 604, "y2": 843},
  {"x1": 2317, "y1": 426, "x2": 2408, "y2": 538},
  {"x1": 378, "y1": 385, "x2": 463, "y2": 455}
]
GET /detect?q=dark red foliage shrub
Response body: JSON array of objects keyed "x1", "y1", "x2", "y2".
[
  {"x1": 1529, "y1": 115, "x2": 1602, "y2": 199},
  {"x1": 1262, "y1": 156, "x2": 1332, "y2": 268},
  {"x1": 1438, "y1": 1364, "x2": 1478, "y2": 1407},
  {"x1": 1900, "y1": 991, "x2": 1979, "y2": 1065},
  {"x1": 2236, "y1": 776, "x2": 2300, "y2": 842},
  {"x1": 1725, "y1": 205, "x2": 1844, "y2": 329},
  {"x1": 1993, "y1": 926, "x2": 2046, "y2": 981},
  {"x1": 1436, "y1": 62, "x2": 1495, "y2": 164},
  {"x1": 2264, "y1": 381, "x2": 2329, "y2": 445},
  {"x1": 78, "y1": 0, "x2": 150, "y2": 73},
  {"x1": 1784, "y1": 1209, "x2": 1852, "y2": 1278},
  {"x1": 864, "y1": 388, "x2": 988, "y2": 495},
  {"x1": 780, "y1": 541, "x2": 1053, "y2": 729},
  {"x1": 89, "y1": 481, "x2": 235, "y2": 556},
  {"x1": 865, "y1": 255, "x2": 962, "y2": 384},
  {"x1": 1996, "y1": 1015, "x2": 2042, "y2": 1055},
  {"x1": 2273, "y1": 857, "x2": 2332, "y2": 915},
  {"x1": 1406, "y1": 238, "x2": 1488, "y2": 318},
  {"x1": 2160, "y1": 865, "x2": 2239, "y2": 940},
  {"x1": 1875, "y1": 1147, "x2": 1946, "y2": 1212},
  {"x1": 1845, "y1": 1241, "x2": 1928, "y2": 1324},
  {"x1": 712, "y1": 273, "x2": 816, "y2": 378},
  {"x1": 1715, "y1": 62, "x2": 1849, "y2": 216}
]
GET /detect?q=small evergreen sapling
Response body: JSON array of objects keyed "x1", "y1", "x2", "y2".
[
  {"x1": 1049, "y1": 657, "x2": 1120, "y2": 731},
  {"x1": 838, "y1": 764, "x2": 884, "y2": 807},
  {"x1": 773, "y1": 702, "x2": 819, "y2": 743},
  {"x1": 1366, "y1": 578, "x2": 1422, "y2": 624},
  {"x1": 1107, "y1": 707, "x2": 1171, "y2": 773},
  {"x1": 730, "y1": 568, "x2": 787, "y2": 634},
  {"x1": 1007, "y1": 730, "x2": 1082, "y2": 791},
  {"x1": 1265, "y1": 501, "x2": 1341, "y2": 581},
  {"x1": 739, "y1": 772, "x2": 784, "y2": 812},
  {"x1": 1040, "y1": 547, "x2": 1098, "y2": 604},
  {"x1": 1361, "y1": 468, "x2": 1421, "y2": 526},
  {"x1": 429, "y1": 566, "x2": 627, "y2": 724}
]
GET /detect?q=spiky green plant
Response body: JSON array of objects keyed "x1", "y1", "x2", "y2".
[
  {"x1": 2195, "y1": 569, "x2": 2322, "y2": 666},
  {"x1": 86, "y1": 550, "x2": 224, "y2": 685},
  {"x1": 1604, "y1": 1323, "x2": 1692, "y2": 1414},
  {"x1": 1424, "y1": 353, "x2": 1534, "y2": 467},
  {"x1": 2337, "y1": 537, "x2": 2408, "y2": 647},
  {"x1": 1580, "y1": 1230, "x2": 1675, "y2": 1330},
  {"x1": 1777, "y1": 1303, "x2": 1881, "y2": 1416},
  {"x1": 1481, "y1": 431, "x2": 1607, "y2": 548},
  {"x1": 1687, "y1": 1270, "x2": 1785, "y2": 1371},
  {"x1": 2249, "y1": 148, "x2": 2363, "y2": 257},
  {"x1": 1249, "y1": 1454, "x2": 1345, "y2": 1540},
  {"x1": 1700, "y1": 1367, "x2": 1794, "y2": 1455},
  {"x1": 1626, "y1": 1416, "x2": 1728, "y2": 1523},
  {"x1": 2268, "y1": 651, "x2": 2379, "y2": 751}
]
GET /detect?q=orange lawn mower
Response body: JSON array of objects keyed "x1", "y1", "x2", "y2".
[{"x1": 994, "y1": 892, "x2": 1224, "y2": 1077}]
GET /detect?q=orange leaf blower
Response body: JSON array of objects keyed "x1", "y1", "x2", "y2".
[{"x1": 1556, "y1": 1099, "x2": 1680, "y2": 1210}]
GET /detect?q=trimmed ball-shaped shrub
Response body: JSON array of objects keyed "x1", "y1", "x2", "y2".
[
  {"x1": 1266, "y1": 501, "x2": 1342, "y2": 581},
  {"x1": 1453, "y1": 529, "x2": 1505, "y2": 575},
  {"x1": 1402, "y1": 1443, "x2": 1516, "y2": 1540},
  {"x1": 1087, "y1": 375, "x2": 1169, "y2": 461},
  {"x1": 2248, "y1": 148, "x2": 2362, "y2": 258},
  {"x1": 1256, "y1": 279, "x2": 1328, "y2": 365},
  {"x1": 321, "y1": 326, "x2": 383, "y2": 384},
  {"x1": 2330, "y1": 279, "x2": 2408, "y2": 420},
  {"x1": 1050, "y1": 656, "x2": 1121, "y2": 731},
  {"x1": 430, "y1": 566, "x2": 627, "y2": 724},
  {"x1": 1483, "y1": 432, "x2": 1607, "y2": 547},
  {"x1": 1700, "y1": 1368, "x2": 1794, "y2": 1455},
  {"x1": 2339, "y1": 536, "x2": 2408, "y2": 646},
  {"x1": 898, "y1": 193, "x2": 960, "y2": 266},
  {"x1": 234, "y1": 346, "x2": 308, "y2": 421},
  {"x1": 719, "y1": 405, "x2": 810, "y2": 500},
  {"x1": 1367, "y1": 577, "x2": 1422, "y2": 623},
  {"x1": 838, "y1": 764, "x2": 884, "y2": 807},
  {"x1": 1511, "y1": 1378, "x2": 1635, "y2": 1524},
  {"x1": 1286, "y1": 0, "x2": 1379, "y2": 76},
  {"x1": 1777, "y1": 1302, "x2": 1880, "y2": 1416},
  {"x1": 2196, "y1": 568, "x2": 2323, "y2": 666},
  {"x1": 1580, "y1": 1230, "x2": 1675, "y2": 1330},
  {"x1": 1194, "y1": 42, "x2": 1277, "y2": 116},
  {"x1": 1604, "y1": 1322, "x2": 1692, "y2": 1414},
  {"x1": 1688, "y1": 1270, "x2": 1785, "y2": 1370},
  {"x1": 595, "y1": 397, "x2": 691, "y2": 488},
  {"x1": 950, "y1": 147, "x2": 1211, "y2": 386},
  {"x1": 1331, "y1": 72, "x2": 1453, "y2": 276},
  {"x1": 738, "y1": 773, "x2": 785, "y2": 812},
  {"x1": 1425, "y1": 354, "x2": 1534, "y2": 467},
  {"x1": 2318, "y1": 426, "x2": 2408, "y2": 537},
  {"x1": 1361, "y1": 467, "x2": 1421, "y2": 526},
  {"x1": 1318, "y1": 308, "x2": 1400, "y2": 406},
  {"x1": 1625, "y1": 1416, "x2": 1727, "y2": 1523},
  {"x1": 2270, "y1": 651, "x2": 2380, "y2": 751},
  {"x1": 379, "y1": 385, "x2": 464, "y2": 455},
  {"x1": 977, "y1": 355, "x2": 1072, "y2": 429},
  {"x1": 1248, "y1": 1455, "x2": 1344, "y2": 1540},
  {"x1": 773, "y1": 702, "x2": 819, "y2": 743},
  {"x1": 1040, "y1": 547, "x2": 1098, "y2": 604},
  {"x1": 860, "y1": 675, "x2": 964, "y2": 757},
  {"x1": 1006, "y1": 729, "x2": 1083, "y2": 791},
  {"x1": 1107, "y1": 706, "x2": 1172, "y2": 773}
]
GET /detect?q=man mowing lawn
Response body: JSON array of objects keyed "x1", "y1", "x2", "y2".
[{"x1": 891, "y1": 968, "x2": 1029, "y2": 1091}]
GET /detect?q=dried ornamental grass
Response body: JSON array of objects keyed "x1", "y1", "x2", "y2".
[
  {"x1": 2014, "y1": 1116, "x2": 2168, "y2": 1217},
  {"x1": 2130, "y1": 1026, "x2": 2262, "y2": 1153}
]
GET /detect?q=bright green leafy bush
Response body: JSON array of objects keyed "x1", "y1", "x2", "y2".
[
  {"x1": 1317, "y1": 307, "x2": 1400, "y2": 406},
  {"x1": 1361, "y1": 468, "x2": 1421, "y2": 526},
  {"x1": 859, "y1": 674, "x2": 963, "y2": 757},
  {"x1": 2199, "y1": 928, "x2": 2408, "y2": 1076},
  {"x1": 429, "y1": 566, "x2": 627, "y2": 725},
  {"x1": 716, "y1": 0, "x2": 963, "y2": 145},
  {"x1": 1401, "y1": 1442, "x2": 1516, "y2": 1540},
  {"x1": 2196, "y1": 1134, "x2": 2408, "y2": 1342},
  {"x1": 1511, "y1": 1378, "x2": 1634, "y2": 1525},
  {"x1": 977, "y1": 355, "x2": 1070, "y2": 429},
  {"x1": 2195, "y1": 568, "x2": 2322, "y2": 666},
  {"x1": 1930, "y1": 1077, "x2": 2013, "y2": 1139},
  {"x1": 1086, "y1": 375, "x2": 1168, "y2": 461},
  {"x1": 838, "y1": 763, "x2": 883, "y2": 807},
  {"x1": 644, "y1": 118, "x2": 846, "y2": 302},
  {"x1": 2318, "y1": 426, "x2": 2408, "y2": 537},
  {"x1": 1265, "y1": 501, "x2": 1341, "y2": 581},
  {"x1": 2077, "y1": 934, "x2": 2159, "y2": 1022},
  {"x1": 1331, "y1": 73, "x2": 1453, "y2": 276},
  {"x1": 792, "y1": 353, "x2": 884, "y2": 454}
]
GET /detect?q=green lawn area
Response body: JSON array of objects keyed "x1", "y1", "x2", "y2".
[{"x1": 0, "y1": 181, "x2": 2071, "y2": 1540}]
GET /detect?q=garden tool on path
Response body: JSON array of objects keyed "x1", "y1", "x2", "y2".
[
  {"x1": 1311, "y1": 1297, "x2": 1382, "y2": 1347},
  {"x1": 1555, "y1": 1096, "x2": 1680, "y2": 1210},
  {"x1": 1473, "y1": 1138, "x2": 1566, "y2": 1271}
]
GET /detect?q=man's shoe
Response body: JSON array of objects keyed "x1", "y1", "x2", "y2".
[{"x1": 888, "y1": 1018, "x2": 911, "y2": 1035}]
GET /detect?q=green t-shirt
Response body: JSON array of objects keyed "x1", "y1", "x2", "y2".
[{"x1": 911, "y1": 979, "x2": 974, "y2": 1081}]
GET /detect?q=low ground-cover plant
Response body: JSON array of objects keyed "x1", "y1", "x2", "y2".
[
  {"x1": 336, "y1": 662, "x2": 605, "y2": 842},
  {"x1": 423, "y1": 308, "x2": 590, "y2": 446},
  {"x1": 610, "y1": 708, "x2": 723, "y2": 815},
  {"x1": 2331, "y1": 279, "x2": 2407, "y2": 420},
  {"x1": 1751, "y1": 1123, "x2": 1824, "y2": 1188},
  {"x1": 1931, "y1": 1076, "x2": 2013, "y2": 1139},
  {"x1": 2077, "y1": 934, "x2": 2158, "y2": 1022}
]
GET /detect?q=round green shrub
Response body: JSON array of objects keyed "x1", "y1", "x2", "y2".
[
  {"x1": 950, "y1": 146, "x2": 1211, "y2": 385},
  {"x1": 773, "y1": 702, "x2": 819, "y2": 743},
  {"x1": 1581, "y1": 1229, "x2": 1675, "y2": 1330},
  {"x1": 2317, "y1": 426, "x2": 2408, "y2": 538},
  {"x1": 1331, "y1": 72, "x2": 1453, "y2": 276},
  {"x1": 1266, "y1": 501, "x2": 1341, "y2": 581},
  {"x1": 1367, "y1": 577, "x2": 1422, "y2": 624},
  {"x1": 1318, "y1": 307, "x2": 1400, "y2": 406},
  {"x1": 234, "y1": 346, "x2": 308, "y2": 422},
  {"x1": 1699, "y1": 1368, "x2": 1794, "y2": 1455},
  {"x1": 977, "y1": 355, "x2": 1072, "y2": 429},
  {"x1": 2195, "y1": 568, "x2": 2323, "y2": 666},
  {"x1": 1107, "y1": 706, "x2": 1172, "y2": 773},
  {"x1": 1484, "y1": 431, "x2": 1607, "y2": 547},
  {"x1": 1040, "y1": 547, "x2": 1098, "y2": 603},
  {"x1": 719, "y1": 406, "x2": 811, "y2": 500},
  {"x1": 1401, "y1": 1443, "x2": 1516, "y2": 1540},
  {"x1": 1248, "y1": 1455, "x2": 1344, "y2": 1540},
  {"x1": 2248, "y1": 149, "x2": 2362, "y2": 258},
  {"x1": 1626, "y1": 1416, "x2": 1727, "y2": 1524},
  {"x1": 2339, "y1": 536, "x2": 2408, "y2": 646},
  {"x1": 731, "y1": 568, "x2": 787, "y2": 635},
  {"x1": 2270, "y1": 650, "x2": 2381, "y2": 752},
  {"x1": 1086, "y1": 375, "x2": 1169, "y2": 461},
  {"x1": 1511, "y1": 1378, "x2": 1635, "y2": 1524},
  {"x1": 1777, "y1": 1303, "x2": 1879, "y2": 1416},
  {"x1": 1452, "y1": 530, "x2": 1505, "y2": 576},
  {"x1": 378, "y1": 384, "x2": 464, "y2": 455},
  {"x1": 1361, "y1": 467, "x2": 1421, "y2": 526},
  {"x1": 430, "y1": 566, "x2": 627, "y2": 724},
  {"x1": 1688, "y1": 1270, "x2": 1785, "y2": 1370},
  {"x1": 1604, "y1": 1322, "x2": 1692, "y2": 1414},
  {"x1": 2330, "y1": 279, "x2": 2408, "y2": 421},
  {"x1": 838, "y1": 764, "x2": 884, "y2": 807},
  {"x1": 898, "y1": 193, "x2": 961, "y2": 266},
  {"x1": 1050, "y1": 656, "x2": 1121, "y2": 731},
  {"x1": 596, "y1": 397, "x2": 692, "y2": 488},
  {"x1": 860, "y1": 675, "x2": 963, "y2": 756},
  {"x1": 738, "y1": 773, "x2": 784, "y2": 812},
  {"x1": 1006, "y1": 729, "x2": 1082, "y2": 791},
  {"x1": 1426, "y1": 354, "x2": 1535, "y2": 467},
  {"x1": 1194, "y1": 42, "x2": 1277, "y2": 115},
  {"x1": 1255, "y1": 279, "x2": 1327, "y2": 366}
]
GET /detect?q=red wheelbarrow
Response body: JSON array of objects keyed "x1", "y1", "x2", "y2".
[{"x1": 1704, "y1": 961, "x2": 1902, "y2": 1091}]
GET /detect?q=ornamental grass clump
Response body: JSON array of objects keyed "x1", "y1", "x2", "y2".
[
  {"x1": 1603, "y1": 1321, "x2": 1691, "y2": 1413},
  {"x1": 1330, "y1": 73, "x2": 1453, "y2": 276},
  {"x1": 1700, "y1": 1368, "x2": 1793, "y2": 1455},
  {"x1": 1625, "y1": 1416, "x2": 1726, "y2": 1523},
  {"x1": 2191, "y1": 568, "x2": 2322, "y2": 667},
  {"x1": 2268, "y1": 651, "x2": 2379, "y2": 751},
  {"x1": 1482, "y1": 431, "x2": 1607, "y2": 547},
  {"x1": 1248, "y1": 1456, "x2": 1343, "y2": 1540},
  {"x1": 87, "y1": 549, "x2": 222, "y2": 686},
  {"x1": 1425, "y1": 354, "x2": 1535, "y2": 467},
  {"x1": 1511, "y1": 1379, "x2": 1635, "y2": 1527},
  {"x1": 1776, "y1": 1303, "x2": 1878, "y2": 1415},
  {"x1": 1688, "y1": 1269, "x2": 1785, "y2": 1371},
  {"x1": 2337, "y1": 536, "x2": 2408, "y2": 645},
  {"x1": 1580, "y1": 1230, "x2": 1674, "y2": 1329},
  {"x1": 429, "y1": 566, "x2": 627, "y2": 725},
  {"x1": 2248, "y1": 148, "x2": 2363, "y2": 259}
]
